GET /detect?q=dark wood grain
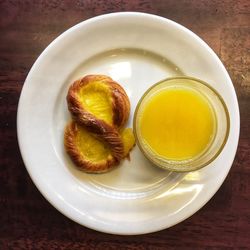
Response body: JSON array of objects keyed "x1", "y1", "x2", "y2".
[{"x1": 0, "y1": 0, "x2": 249, "y2": 249}]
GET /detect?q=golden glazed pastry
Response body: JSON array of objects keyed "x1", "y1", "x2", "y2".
[
  {"x1": 67, "y1": 75, "x2": 131, "y2": 160},
  {"x1": 64, "y1": 75, "x2": 135, "y2": 173},
  {"x1": 65, "y1": 122, "x2": 117, "y2": 173},
  {"x1": 65, "y1": 122, "x2": 135, "y2": 173},
  {"x1": 67, "y1": 75, "x2": 130, "y2": 129}
]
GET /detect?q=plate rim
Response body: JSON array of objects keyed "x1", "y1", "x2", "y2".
[{"x1": 17, "y1": 12, "x2": 240, "y2": 235}]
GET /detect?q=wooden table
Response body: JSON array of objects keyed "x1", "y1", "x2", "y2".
[{"x1": 1, "y1": 1, "x2": 249, "y2": 249}]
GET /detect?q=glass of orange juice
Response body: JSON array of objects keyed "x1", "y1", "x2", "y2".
[{"x1": 134, "y1": 77, "x2": 230, "y2": 172}]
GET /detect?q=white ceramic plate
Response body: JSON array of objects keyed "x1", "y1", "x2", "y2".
[{"x1": 17, "y1": 12, "x2": 240, "y2": 235}]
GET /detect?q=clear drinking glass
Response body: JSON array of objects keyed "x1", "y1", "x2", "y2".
[{"x1": 133, "y1": 77, "x2": 230, "y2": 172}]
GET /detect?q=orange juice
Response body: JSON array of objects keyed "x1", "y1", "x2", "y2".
[{"x1": 139, "y1": 87, "x2": 216, "y2": 160}]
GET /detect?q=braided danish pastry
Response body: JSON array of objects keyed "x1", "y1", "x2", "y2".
[{"x1": 64, "y1": 75, "x2": 135, "y2": 173}]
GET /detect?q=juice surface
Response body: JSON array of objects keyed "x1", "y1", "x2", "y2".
[{"x1": 140, "y1": 87, "x2": 215, "y2": 160}]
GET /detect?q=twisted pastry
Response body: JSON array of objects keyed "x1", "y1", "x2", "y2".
[
  {"x1": 64, "y1": 75, "x2": 135, "y2": 173},
  {"x1": 67, "y1": 75, "x2": 130, "y2": 128},
  {"x1": 64, "y1": 122, "x2": 118, "y2": 173}
]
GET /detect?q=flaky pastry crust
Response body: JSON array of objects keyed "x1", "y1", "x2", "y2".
[
  {"x1": 65, "y1": 75, "x2": 134, "y2": 173},
  {"x1": 64, "y1": 122, "x2": 119, "y2": 173},
  {"x1": 67, "y1": 75, "x2": 130, "y2": 129},
  {"x1": 66, "y1": 75, "x2": 130, "y2": 160}
]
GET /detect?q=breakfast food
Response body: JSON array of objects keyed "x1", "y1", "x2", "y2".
[
  {"x1": 67, "y1": 75, "x2": 131, "y2": 160},
  {"x1": 65, "y1": 122, "x2": 117, "y2": 173},
  {"x1": 133, "y1": 76, "x2": 231, "y2": 172},
  {"x1": 65, "y1": 122, "x2": 135, "y2": 173},
  {"x1": 139, "y1": 87, "x2": 215, "y2": 160},
  {"x1": 67, "y1": 75, "x2": 130, "y2": 129},
  {"x1": 64, "y1": 75, "x2": 135, "y2": 173}
]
